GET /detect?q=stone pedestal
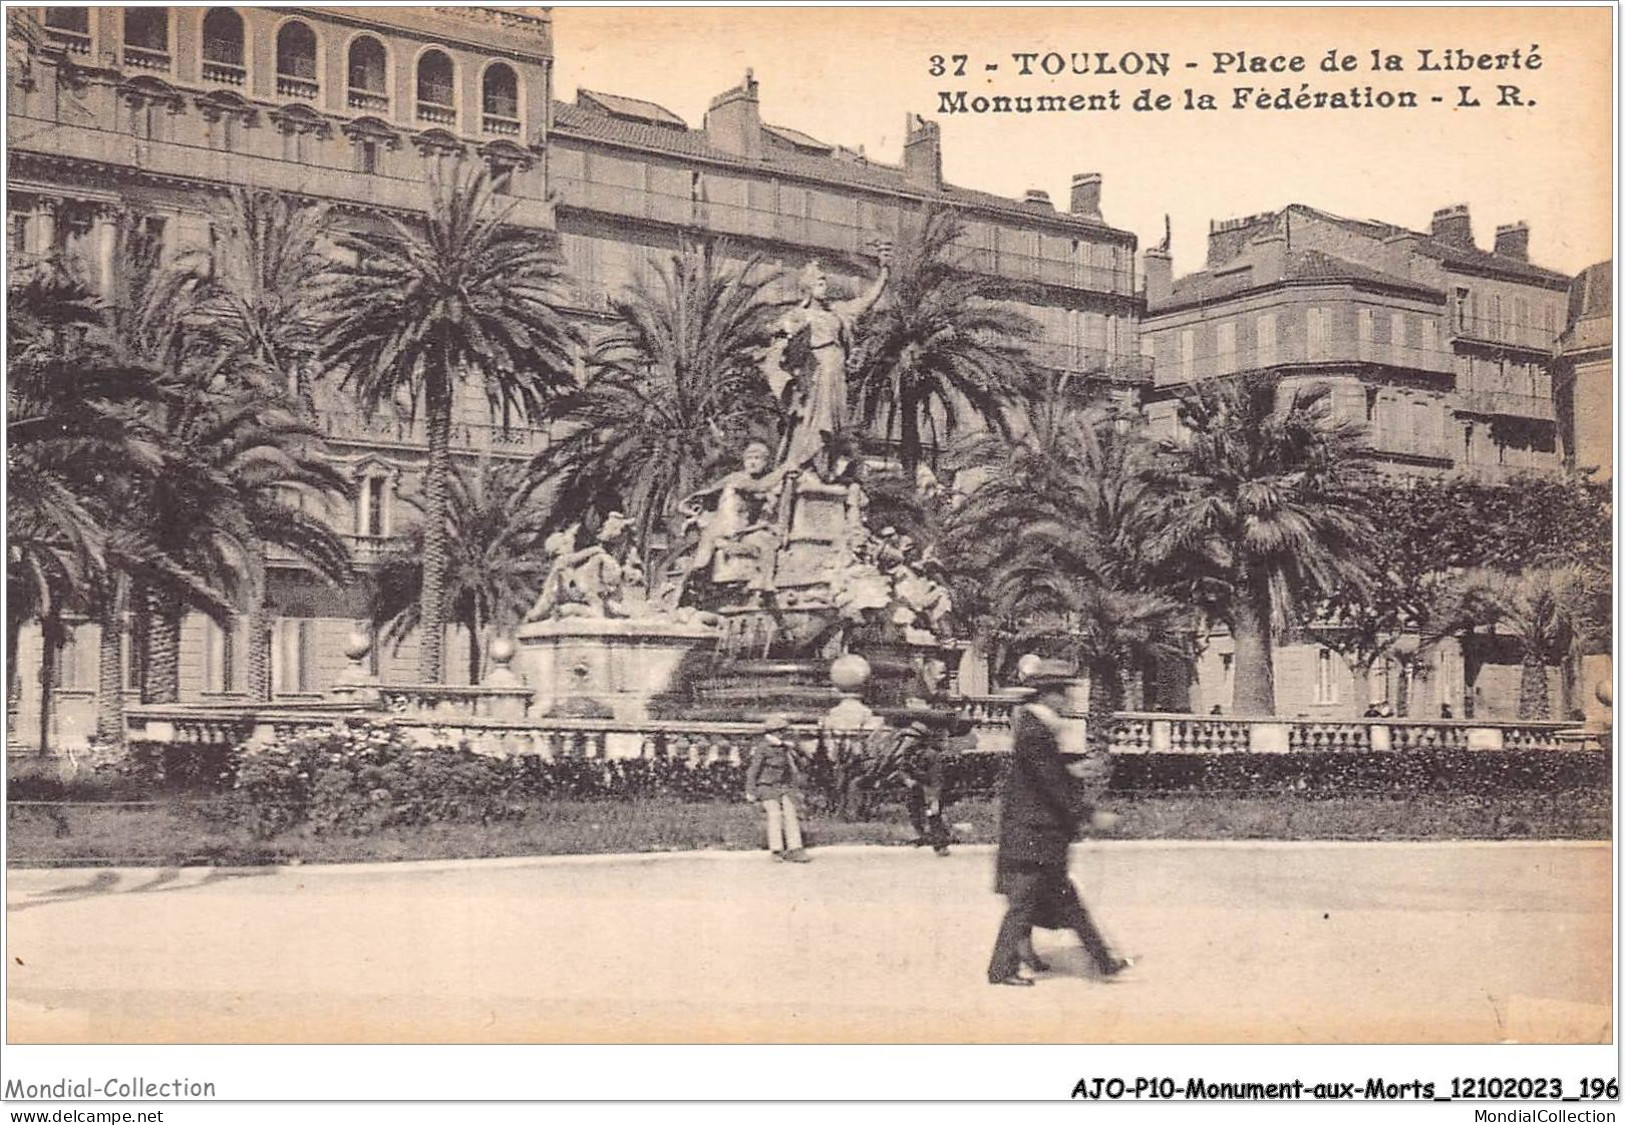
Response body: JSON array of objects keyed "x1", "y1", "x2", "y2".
[{"x1": 515, "y1": 617, "x2": 718, "y2": 722}]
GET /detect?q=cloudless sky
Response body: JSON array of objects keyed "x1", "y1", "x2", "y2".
[{"x1": 550, "y1": 5, "x2": 1613, "y2": 278}]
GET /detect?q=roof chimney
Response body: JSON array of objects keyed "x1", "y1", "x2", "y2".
[
  {"x1": 1430, "y1": 204, "x2": 1475, "y2": 250},
  {"x1": 1023, "y1": 189, "x2": 1052, "y2": 209},
  {"x1": 1070, "y1": 172, "x2": 1102, "y2": 219},
  {"x1": 1143, "y1": 246, "x2": 1173, "y2": 307},
  {"x1": 1247, "y1": 231, "x2": 1287, "y2": 283},
  {"x1": 902, "y1": 114, "x2": 941, "y2": 192},
  {"x1": 1494, "y1": 221, "x2": 1529, "y2": 262},
  {"x1": 703, "y1": 70, "x2": 762, "y2": 158}
]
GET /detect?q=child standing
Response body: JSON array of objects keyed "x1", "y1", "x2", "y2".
[{"x1": 745, "y1": 714, "x2": 810, "y2": 862}]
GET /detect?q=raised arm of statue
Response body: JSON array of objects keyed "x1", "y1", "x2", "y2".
[{"x1": 834, "y1": 242, "x2": 892, "y2": 321}]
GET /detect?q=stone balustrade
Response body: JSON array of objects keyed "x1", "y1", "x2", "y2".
[
  {"x1": 124, "y1": 704, "x2": 872, "y2": 763},
  {"x1": 116, "y1": 696, "x2": 1599, "y2": 763},
  {"x1": 1111, "y1": 713, "x2": 1591, "y2": 755}
]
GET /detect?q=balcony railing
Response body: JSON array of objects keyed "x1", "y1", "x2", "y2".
[
  {"x1": 44, "y1": 26, "x2": 92, "y2": 54},
  {"x1": 1153, "y1": 339, "x2": 1458, "y2": 386},
  {"x1": 1453, "y1": 315, "x2": 1560, "y2": 351},
  {"x1": 319, "y1": 408, "x2": 551, "y2": 457},
  {"x1": 123, "y1": 44, "x2": 171, "y2": 71},
  {"x1": 1455, "y1": 389, "x2": 1557, "y2": 422},
  {"x1": 202, "y1": 60, "x2": 246, "y2": 86},
  {"x1": 1028, "y1": 342, "x2": 1155, "y2": 384},
  {"x1": 417, "y1": 100, "x2": 456, "y2": 126},
  {"x1": 277, "y1": 74, "x2": 319, "y2": 100},
  {"x1": 348, "y1": 88, "x2": 389, "y2": 112},
  {"x1": 483, "y1": 114, "x2": 521, "y2": 136}
]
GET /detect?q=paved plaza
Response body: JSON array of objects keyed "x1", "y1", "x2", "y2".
[{"x1": 6, "y1": 841, "x2": 1611, "y2": 1044}]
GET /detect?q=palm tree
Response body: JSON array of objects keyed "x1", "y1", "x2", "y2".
[
  {"x1": 321, "y1": 166, "x2": 578, "y2": 682},
  {"x1": 6, "y1": 269, "x2": 227, "y2": 749},
  {"x1": 136, "y1": 383, "x2": 353, "y2": 702},
  {"x1": 1437, "y1": 567, "x2": 1590, "y2": 720},
  {"x1": 1144, "y1": 374, "x2": 1377, "y2": 715},
  {"x1": 944, "y1": 380, "x2": 1189, "y2": 750},
  {"x1": 850, "y1": 205, "x2": 1038, "y2": 475},
  {"x1": 370, "y1": 461, "x2": 552, "y2": 683},
  {"x1": 189, "y1": 188, "x2": 335, "y2": 699},
  {"x1": 530, "y1": 241, "x2": 782, "y2": 577}
]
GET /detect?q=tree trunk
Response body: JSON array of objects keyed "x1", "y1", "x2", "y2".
[
  {"x1": 1518, "y1": 654, "x2": 1550, "y2": 720},
  {"x1": 1459, "y1": 631, "x2": 1482, "y2": 719},
  {"x1": 1085, "y1": 660, "x2": 1124, "y2": 756},
  {"x1": 7, "y1": 608, "x2": 23, "y2": 725},
  {"x1": 95, "y1": 580, "x2": 127, "y2": 746},
  {"x1": 418, "y1": 380, "x2": 453, "y2": 683},
  {"x1": 1229, "y1": 591, "x2": 1276, "y2": 715},
  {"x1": 145, "y1": 589, "x2": 182, "y2": 704},
  {"x1": 1395, "y1": 658, "x2": 1412, "y2": 718},
  {"x1": 38, "y1": 611, "x2": 63, "y2": 757},
  {"x1": 130, "y1": 582, "x2": 150, "y2": 702},
  {"x1": 467, "y1": 611, "x2": 483, "y2": 685},
  {"x1": 246, "y1": 603, "x2": 274, "y2": 702}
]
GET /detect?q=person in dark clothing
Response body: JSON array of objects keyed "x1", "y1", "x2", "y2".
[
  {"x1": 895, "y1": 716, "x2": 951, "y2": 855},
  {"x1": 988, "y1": 660, "x2": 1132, "y2": 987}
]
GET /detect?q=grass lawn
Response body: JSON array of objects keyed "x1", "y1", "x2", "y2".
[{"x1": 6, "y1": 791, "x2": 1610, "y2": 868}]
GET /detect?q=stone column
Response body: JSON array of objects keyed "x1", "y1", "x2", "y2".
[
  {"x1": 32, "y1": 198, "x2": 58, "y2": 260},
  {"x1": 92, "y1": 205, "x2": 118, "y2": 295}
]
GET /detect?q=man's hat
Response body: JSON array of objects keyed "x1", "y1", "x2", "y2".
[{"x1": 1020, "y1": 656, "x2": 1077, "y2": 690}]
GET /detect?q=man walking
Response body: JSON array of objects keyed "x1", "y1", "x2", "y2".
[{"x1": 987, "y1": 660, "x2": 1132, "y2": 987}]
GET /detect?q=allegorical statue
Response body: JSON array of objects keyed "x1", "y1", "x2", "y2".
[
  {"x1": 525, "y1": 512, "x2": 646, "y2": 621},
  {"x1": 679, "y1": 439, "x2": 786, "y2": 598},
  {"x1": 767, "y1": 245, "x2": 891, "y2": 476}
]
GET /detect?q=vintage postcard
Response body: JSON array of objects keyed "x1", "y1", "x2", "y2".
[{"x1": 3, "y1": 1, "x2": 1615, "y2": 1109}]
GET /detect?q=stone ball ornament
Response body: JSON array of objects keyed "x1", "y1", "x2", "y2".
[
  {"x1": 830, "y1": 653, "x2": 872, "y2": 692},
  {"x1": 488, "y1": 636, "x2": 516, "y2": 664},
  {"x1": 343, "y1": 630, "x2": 372, "y2": 662},
  {"x1": 1016, "y1": 653, "x2": 1044, "y2": 682},
  {"x1": 1596, "y1": 680, "x2": 1612, "y2": 708}
]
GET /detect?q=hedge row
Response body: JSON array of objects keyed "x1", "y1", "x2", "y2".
[{"x1": 8, "y1": 730, "x2": 1609, "y2": 818}]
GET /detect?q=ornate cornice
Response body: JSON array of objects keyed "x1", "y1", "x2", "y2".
[{"x1": 341, "y1": 115, "x2": 403, "y2": 150}]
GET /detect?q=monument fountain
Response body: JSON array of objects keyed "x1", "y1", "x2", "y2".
[{"x1": 513, "y1": 247, "x2": 961, "y2": 723}]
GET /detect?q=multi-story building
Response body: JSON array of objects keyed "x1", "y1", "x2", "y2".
[
  {"x1": 7, "y1": 12, "x2": 1145, "y2": 746},
  {"x1": 8, "y1": 5, "x2": 560, "y2": 740},
  {"x1": 546, "y1": 71, "x2": 1146, "y2": 403},
  {"x1": 1140, "y1": 203, "x2": 1573, "y2": 718},
  {"x1": 1556, "y1": 260, "x2": 1612, "y2": 482}
]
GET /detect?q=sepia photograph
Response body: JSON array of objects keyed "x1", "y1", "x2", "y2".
[{"x1": 2, "y1": 0, "x2": 1616, "y2": 1110}]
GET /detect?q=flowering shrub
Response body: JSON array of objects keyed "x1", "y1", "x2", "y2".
[{"x1": 232, "y1": 723, "x2": 524, "y2": 838}]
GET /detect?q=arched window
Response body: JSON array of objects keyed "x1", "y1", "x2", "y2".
[
  {"x1": 200, "y1": 8, "x2": 245, "y2": 85},
  {"x1": 347, "y1": 35, "x2": 388, "y2": 110},
  {"x1": 42, "y1": 8, "x2": 90, "y2": 53},
  {"x1": 122, "y1": 7, "x2": 169, "y2": 69},
  {"x1": 481, "y1": 62, "x2": 519, "y2": 135},
  {"x1": 275, "y1": 20, "x2": 318, "y2": 100},
  {"x1": 416, "y1": 49, "x2": 455, "y2": 125}
]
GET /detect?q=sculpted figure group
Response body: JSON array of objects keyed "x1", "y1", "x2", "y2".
[{"x1": 527, "y1": 246, "x2": 909, "y2": 623}]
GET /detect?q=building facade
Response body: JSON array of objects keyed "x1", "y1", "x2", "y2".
[
  {"x1": 546, "y1": 71, "x2": 1146, "y2": 402},
  {"x1": 8, "y1": 11, "x2": 1147, "y2": 746},
  {"x1": 1556, "y1": 260, "x2": 1612, "y2": 482},
  {"x1": 9, "y1": 5, "x2": 560, "y2": 741},
  {"x1": 1141, "y1": 203, "x2": 1574, "y2": 718}
]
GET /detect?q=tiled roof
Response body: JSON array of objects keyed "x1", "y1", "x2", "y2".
[
  {"x1": 1164, "y1": 248, "x2": 1443, "y2": 308},
  {"x1": 1411, "y1": 239, "x2": 1570, "y2": 287},
  {"x1": 576, "y1": 89, "x2": 687, "y2": 129},
  {"x1": 549, "y1": 98, "x2": 1133, "y2": 240},
  {"x1": 762, "y1": 122, "x2": 832, "y2": 154},
  {"x1": 1290, "y1": 204, "x2": 1569, "y2": 287}
]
